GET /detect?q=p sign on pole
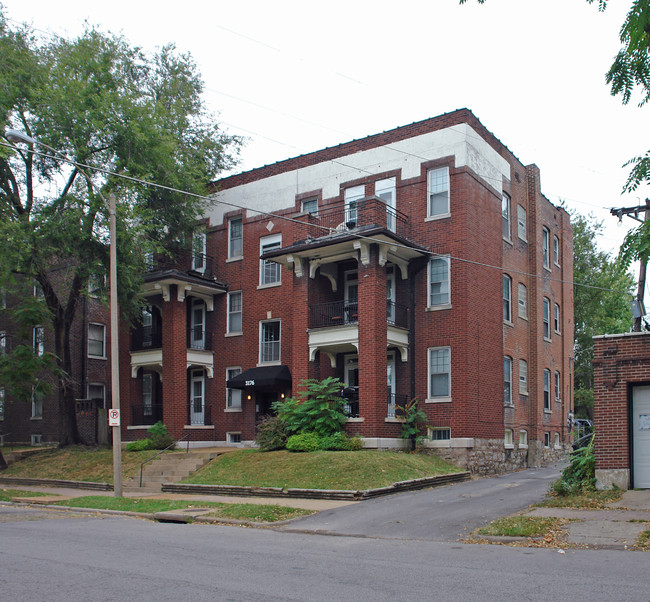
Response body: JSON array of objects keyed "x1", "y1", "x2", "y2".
[{"x1": 108, "y1": 409, "x2": 120, "y2": 427}]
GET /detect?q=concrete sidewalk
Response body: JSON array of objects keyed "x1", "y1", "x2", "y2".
[{"x1": 525, "y1": 489, "x2": 650, "y2": 549}]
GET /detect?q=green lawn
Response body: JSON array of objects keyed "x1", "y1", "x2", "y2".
[
  {"x1": 183, "y1": 449, "x2": 460, "y2": 490},
  {"x1": 476, "y1": 515, "x2": 567, "y2": 538},
  {"x1": 0, "y1": 488, "x2": 52, "y2": 501}
]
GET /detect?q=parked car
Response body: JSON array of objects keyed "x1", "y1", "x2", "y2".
[{"x1": 572, "y1": 418, "x2": 593, "y2": 431}]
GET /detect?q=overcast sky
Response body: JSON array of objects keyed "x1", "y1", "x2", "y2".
[{"x1": 4, "y1": 0, "x2": 648, "y2": 257}]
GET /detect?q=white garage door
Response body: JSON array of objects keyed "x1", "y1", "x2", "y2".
[{"x1": 632, "y1": 386, "x2": 650, "y2": 488}]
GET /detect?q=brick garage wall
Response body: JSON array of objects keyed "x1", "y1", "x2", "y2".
[{"x1": 593, "y1": 332, "x2": 650, "y2": 488}]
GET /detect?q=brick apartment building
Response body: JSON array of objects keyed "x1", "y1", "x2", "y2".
[{"x1": 118, "y1": 108, "x2": 573, "y2": 472}]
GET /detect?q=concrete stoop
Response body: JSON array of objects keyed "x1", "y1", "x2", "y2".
[{"x1": 126, "y1": 451, "x2": 221, "y2": 490}]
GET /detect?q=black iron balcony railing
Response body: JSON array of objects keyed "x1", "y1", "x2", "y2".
[
  {"x1": 387, "y1": 393, "x2": 410, "y2": 418},
  {"x1": 293, "y1": 197, "x2": 410, "y2": 243},
  {"x1": 145, "y1": 250, "x2": 219, "y2": 280},
  {"x1": 131, "y1": 403, "x2": 163, "y2": 426},
  {"x1": 188, "y1": 401, "x2": 212, "y2": 426},
  {"x1": 187, "y1": 326, "x2": 212, "y2": 351},
  {"x1": 342, "y1": 386, "x2": 360, "y2": 418},
  {"x1": 131, "y1": 325, "x2": 163, "y2": 351},
  {"x1": 309, "y1": 300, "x2": 408, "y2": 329}
]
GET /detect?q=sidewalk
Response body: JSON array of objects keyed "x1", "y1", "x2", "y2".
[{"x1": 525, "y1": 489, "x2": 650, "y2": 549}]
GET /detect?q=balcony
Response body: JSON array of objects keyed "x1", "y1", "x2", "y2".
[
  {"x1": 343, "y1": 389, "x2": 410, "y2": 419},
  {"x1": 188, "y1": 401, "x2": 212, "y2": 426},
  {"x1": 187, "y1": 327, "x2": 212, "y2": 351},
  {"x1": 131, "y1": 325, "x2": 162, "y2": 351},
  {"x1": 145, "y1": 250, "x2": 219, "y2": 280},
  {"x1": 309, "y1": 300, "x2": 408, "y2": 329},
  {"x1": 131, "y1": 403, "x2": 163, "y2": 426}
]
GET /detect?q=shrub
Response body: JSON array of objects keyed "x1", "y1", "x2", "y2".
[
  {"x1": 286, "y1": 432, "x2": 322, "y2": 452},
  {"x1": 126, "y1": 439, "x2": 152, "y2": 452},
  {"x1": 273, "y1": 377, "x2": 348, "y2": 437},
  {"x1": 256, "y1": 415, "x2": 289, "y2": 452},
  {"x1": 147, "y1": 421, "x2": 174, "y2": 449},
  {"x1": 396, "y1": 399, "x2": 428, "y2": 451},
  {"x1": 551, "y1": 433, "x2": 596, "y2": 496},
  {"x1": 319, "y1": 431, "x2": 364, "y2": 451}
]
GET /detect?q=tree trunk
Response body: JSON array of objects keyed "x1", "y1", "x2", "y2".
[{"x1": 54, "y1": 311, "x2": 80, "y2": 446}]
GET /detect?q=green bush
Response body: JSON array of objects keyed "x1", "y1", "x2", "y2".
[
  {"x1": 147, "y1": 421, "x2": 174, "y2": 449},
  {"x1": 126, "y1": 439, "x2": 152, "y2": 452},
  {"x1": 273, "y1": 377, "x2": 348, "y2": 437},
  {"x1": 256, "y1": 415, "x2": 289, "y2": 452},
  {"x1": 551, "y1": 433, "x2": 596, "y2": 496},
  {"x1": 286, "y1": 432, "x2": 322, "y2": 452},
  {"x1": 397, "y1": 399, "x2": 428, "y2": 451},
  {"x1": 318, "y1": 431, "x2": 363, "y2": 451}
]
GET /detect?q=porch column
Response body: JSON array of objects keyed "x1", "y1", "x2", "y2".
[
  {"x1": 161, "y1": 285, "x2": 187, "y2": 439},
  {"x1": 357, "y1": 244, "x2": 388, "y2": 435},
  {"x1": 290, "y1": 257, "x2": 310, "y2": 395}
]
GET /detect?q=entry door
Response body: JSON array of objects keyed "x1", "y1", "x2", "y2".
[
  {"x1": 387, "y1": 352, "x2": 396, "y2": 418},
  {"x1": 632, "y1": 386, "x2": 650, "y2": 488},
  {"x1": 344, "y1": 271, "x2": 358, "y2": 323},
  {"x1": 386, "y1": 266, "x2": 396, "y2": 324},
  {"x1": 190, "y1": 370, "x2": 205, "y2": 425},
  {"x1": 191, "y1": 299, "x2": 205, "y2": 349}
]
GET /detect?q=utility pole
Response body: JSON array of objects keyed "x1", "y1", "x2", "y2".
[{"x1": 611, "y1": 199, "x2": 650, "y2": 332}]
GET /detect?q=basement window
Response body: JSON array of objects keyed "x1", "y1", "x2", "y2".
[{"x1": 227, "y1": 432, "x2": 242, "y2": 444}]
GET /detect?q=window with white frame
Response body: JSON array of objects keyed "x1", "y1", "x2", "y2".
[
  {"x1": 228, "y1": 217, "x2": 243, "y2": 259},
  {"x1": 554, "y1": 371, "x2": 561, "y2": 402},
  {"x1": 504, "y1": 428, "x2": 513, "y2": 447},
  {"x1": 429, "y1": 257, "x2": 450, "y2": 307},
  {"x1": 427, "y1": 167, "x2": 450, "y2": 218},
  {"x1": 88, "y1": 323, "x2": 106, "y2": 358},
  {"x1": 260, "y1": 234, "x2": 282, "y2": 286},
  {"x1": 542, "y1": 227, "x2": 550, "y2": 269},
  {"x1": 143, "y1": 373, "x2": 153, "y2": 416},
  {"x1": 192, "y1": 232, "x2": 206, "y2": 273},
  {"x1": 517, "y1": 205, "x2": 527, "y2": 241},
  {"x1": 543, "y1": 297, "x2": 551, "y2": 339},
  {"x1": 226, "y1": 367, "x2": 242, "y2": 409},
  {"x1": 0, "y1": 387, "x2": 4, "y2": 420},
  {"x1": 88, "y1": 383, "x2": 106, "y2": 409},
  {"x1": 519, "y1": 359, "x2": 528, "y2": 395},
  {"x1": 33, "y1": 326, "x2": 45, "y2": 356},
  {"x1": 429, "y1": 427, "x2": 451, "y2": 441},
  {"x1": 544, "y1": 369, "x2": 551, "y2": 411},
  {"x1": 553, "y1": 235, "x2": 560, "y2": 265},
  {"x1": 301, "y1": 197, "x2": 318, "y2": 214},
  {"x1": 544, "y1": 432, "x2": 551, "y2": 447},
  {"x1": 504, "y1": 356, "x2": 513, "y2": 405},
  {"x1": 260, "y1": 320, "x2": 281, "y2": 363},
  {"x1": 344, "y1": 185, "x2": 365, "y2": 225},
  {"x1": 518, "y1": 283, "x2": 528, "y2": 319},
  {"x1": 376, "y1": 177, "x2": 397, "y2": 231},
  {"x1": 227, "y1": 291, "x2": 242, "y2": 334},
  {"x1": 554, "y1": 303, "x2": 561, "y2": 333},
  {"x1": 503, "y1": 275, "x2": 512, "y2": 322},
  {"x1": 554, "y1": 432, "x2": 561, "y2": 449},
  {"x1": 502, "y1": 193, "x2": 511, "y2": 240},
  {"x1": 428, "y1": 347, "x2": 451, "y2": 400},
  {"x1": 34, "y1": 282, "x2": 44, "y2": 298},
  {"x1": 519, "y1": 429, "x2": 528, "y2": 447},
  {"x1": 227, "y1": 432, "x2": 242, "y2": 443},
  {"x1": 31, "y1": 387, "x2": 43, "y2": 419}
]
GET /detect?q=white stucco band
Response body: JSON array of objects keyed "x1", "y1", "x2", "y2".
[{"x1": 208, "y1": 124, "x2": 510, "y2": 226}]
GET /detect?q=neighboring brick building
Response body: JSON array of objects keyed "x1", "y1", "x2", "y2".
[
  {"x1": 121, "y1": 108, "x2": 574, "y2": 473},
  {"x1": 593, "y1": 332, "x2": 650, "y2": 489}
]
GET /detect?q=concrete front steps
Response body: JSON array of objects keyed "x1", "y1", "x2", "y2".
[{"x1": 126, "y1": 449, "x2": 223, "y2": 491}]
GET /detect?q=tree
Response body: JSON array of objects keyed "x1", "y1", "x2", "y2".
[
  {"x1": 0, "y1": 14, "x2": 240, "y2": 444},
  {"x1": 572, "y1": 212, "x2": 635, "y2": 416}
]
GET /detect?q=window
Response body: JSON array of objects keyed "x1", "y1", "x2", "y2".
[
  {"x1": 544, "y1": 369, "x2": 551, "y2": 411},
  {"x1": 260, "y1": 321, "x2": 281, "y2": 363},
  {"x1": 427, "y1": 167, "x2": 450, "y2": 218},
  {"x1": 88, "y1": 324, "x2": 106, "y2": 358},
  {"x1": 502, "y1": 193, "x2": 511, "y2": 240},
  {"x1": 344, "y1": 185, "x2": 364, "y2": 225},
  {"x1": 88, "y1": 273, "x2": 105, "y2": 296},
  {"x1": 429, "y1": 427, "x2": 451, "y2": 441},
  {"x1": 0, "y1": 388, "x2": 4, "y2": 420},
  {"x1": 554, "y1": 432, "x2": 561, "y2": 449},
  {"x1": 34, "y1": 282, "x2": 44, "y2": 298},
  {"x1": 554, "y1": 371, "x2": 561, "y2": 402},
  {"x1": 542, "y1": 228, "x2": 550, "y2": 269},
  {"x1": 543, "y1": 297, "x2": 551, "y2": 339},
  {"x1": 504, "y1": 356, "x2": 513, "y2": 405},
  {"x1": 88, "y1": 383, "x2": 106, "y2": 409},
  {"x1": 142, "y1": 373, "x2": 153, "y2": 416},
  {"x1": 504, "y1": 429, "x2": 513, "y2": 447},
  {"x1": 226, "y1": 368, "x2": 242, "y2": 409},
  {"x1": 227, "y1": 432, "x2": 242, "y2": 444},
  {"x1": 192, "y1": 232, "x2": 206, "y2": 273},
  {"x1": 228, "y1": 217, "x2": 243, "y2": 259},
  {"x1": 376, "y1": 177, "x2": 397, "y2": 231},
  {"x1": 519, "y1": 360, "x2": 528, "y2": 395},
  {"x1": 519, "y1": 429, "x2": 528, "y2": 447},
  {"x1": 429, "y1": 257, "x2": 450, "y2": 307},
  {"x1": 503, "y1": 275, "x2": 512, "y2": 322},
  {"x1": 302, "y1": 198, "x2": 318, "y2": 214},
  {"x1": 32, "y1": 387, "x2": 43, "y2": 419},
  {"x1": 33, "y1": 326, "x2": 45, "y2": 356},
  {"x1": 0, "y1": 331, "x2": 6, "y2": 355},
  {"x1": 544, "y1": 432, "x2": 551, "y2": 448},
  {"x1": 554, "y1": 303, "x2": 561, "y2": 333},
  {"x1": 227, "y1": 291, "x2": 242, "y2": 334},
  {"x1": 190, "y1": 370, "x2": 205, "y2": 425},
  {"x1": 428, "y1": 347, "x2": 451, "y2": 400},
  {"x1": 260, "y1": 234, "x2": 282, "y2": 286},
  {"x1": 517, "y1": 205, "x2": 527, "y2": 241},
  {"x1": 1, "y1": 287, "x2": 6, "y2": 309},
  {"x1": 518, "y1": 283, "x2": 527, "y2": 319},
  {"x1": 553, "y1": 235, "x2": 560, "y2": 265}
]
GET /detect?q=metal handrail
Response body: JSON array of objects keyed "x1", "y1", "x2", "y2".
[{"x1": 139, "y1": 433, "x2": 190, "y2": 487}]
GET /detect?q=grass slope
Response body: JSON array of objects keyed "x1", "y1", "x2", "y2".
[{"x1": 183, "y1": 449, "x2": 460, "y2": 490}]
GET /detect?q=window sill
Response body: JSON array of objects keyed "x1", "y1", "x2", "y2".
[
  {"x1": 426, "y1": 303, "x2": 452, "y2": 312},
  {"x1": 184, "y1": 425, "x2": 215, "y2": 430},
  {"x1": 257, "y1": 361, "x2": 281, "y2": 367},
  {"x1": 503, "y1": 320, "x2": 514, "y2": 328},
  {"x1": 385, "y1": 417, "x2": 404, "y2": 423},
  {"x1": 257, "y1": 282, "x2": 281, "y2": 290},
  {"x1": 88, "y1": 355, "x2": 107, "y2": 361},
  {"x1": 426, "y1": 397, "x2": 452, "y2": 404},
  {"x1": 226, "y1": 256, "x2": 243, "y2": 263},
  {"x1": 519, "y1": 315, "x2": 528, "y2": 322},
  {"x1": 504, "y1": 403, "x2": 514, "y2": 408},
  {"x1": 425, "y1": 213, "x2": 451, "y2": 222},
  {"x1": 519, "y1": 444, "x2": 528, "y2": 449},
  {"x1": 346, "y1": 417, "x2": 365, "y2": 423},
  {"x1": 519, "y1": 391, "x2": 529, "y2": 397},
  {"x1": 127, "y1": 425, "x2": 150, "y2": 430},
  {"x1": 224, "y1": 407, "x2": 243, "y2": 413},
  {"x1": 543, "y1": 266, "x2": 551, "y2": 273},
  {"x1": 554, "y1": 330, "x2": 561, "y2": 336},
  {"x1": 544, "y1": 409, "x2": 552, "y2": 415},
  {"x1": 504, "y1": 444, "x2": 514, "y2": 449},
  {"x1": 503, "y1": 236, "x2": 513, "y2": 246},
  {"x1": 225, "y1": 332, "x2": 242, "y2": 338},
  {"x1": 518, "y1": 235, "x2": 527, "y2": 243},
  {"x1": 543, "y1": 337, "x2": 552, "y2": 343},
  {"x1": 30, "y1": 416, "x2": 43, "y2": 421}
]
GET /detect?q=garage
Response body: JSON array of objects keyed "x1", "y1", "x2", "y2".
[{"x1": 632, "y1": 385, "x2": 650, "y2": 488}]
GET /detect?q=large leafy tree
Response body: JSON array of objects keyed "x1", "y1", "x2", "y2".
[
  {"x1": 0, "y1": 15, "x2": 239, "y2": 444},
  {"x1": 572, "y1": 212, "x2": 635, "y2": 416}
]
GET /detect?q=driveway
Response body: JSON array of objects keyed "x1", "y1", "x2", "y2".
[{"x1": 279, "y1": 464, "x2": 561, "y2": 541}]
